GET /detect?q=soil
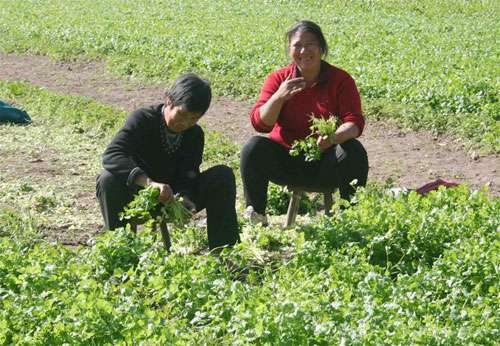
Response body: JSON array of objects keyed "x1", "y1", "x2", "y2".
[{"x1": 1, "y1": 52, "x2": 498, "y2": 196}]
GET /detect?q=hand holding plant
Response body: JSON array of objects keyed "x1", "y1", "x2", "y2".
[
  {"x1": 289, "y1": 114, "x2": 338, "y2": 161},
  {"x1": 147, "y1": 181, "x2": 174, "y2": 203},
  {"x1": 121, "y1": 186, "x2": 191, "y2": 227}
]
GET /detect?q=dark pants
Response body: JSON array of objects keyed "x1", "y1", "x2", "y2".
[
  {"x1": 96, "y1": 165, "x2": 240, "y2": 250},
  {"x1": 240, "y1": 136, "x2": 369, "y2": 214}
]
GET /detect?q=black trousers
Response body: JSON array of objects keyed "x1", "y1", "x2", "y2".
[
  {"x1": 96, "y1": 165, "x2": 240, "y2": 250},
  {"x1": 240, "y1": 136, "x2": 369, "y2": 214}
]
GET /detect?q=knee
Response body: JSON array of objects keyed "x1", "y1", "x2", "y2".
[
  {"x1": 342, "y1": 140, "x2": 369, "y2": 187},
  {"x1": 343, "y1": 139, "x2": 368, "y2": 162},
  {"x1": 209, "y1": 165, "x2": 236, "y2": 189},
  {"x1": 96, "y1": 169, "x2": 122, "y2": 195},
  {"x1": 215, "y1": 164, "x2": 235, "y2": 181},
  {"x1": 241, "y1": 136, "x2": 270, "y2": 163},
  {"x1": 343, "y1": 139, "x2": 368, "y2": 166}
]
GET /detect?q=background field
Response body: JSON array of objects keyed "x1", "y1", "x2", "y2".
[
  {"x1": 1, "y1": 0, "x2": 499, "y2": 151},
  {"x1": 0, "y1": 0, "x2": 499, "y2": 344}
]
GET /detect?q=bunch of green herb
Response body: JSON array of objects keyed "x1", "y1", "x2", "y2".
[
  {"x1": 121, "y1": 186, "x2": 191, "y2": 227},
  {"x1": 289, "y1": 115, "x2": 338, "y2": 161}
]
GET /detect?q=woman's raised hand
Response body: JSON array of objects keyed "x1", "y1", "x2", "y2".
[
  {"x1": 275, "y1": 76, "x2": 306, "y2": 101},
  {"x1": 258, "y1": 75, "x2": 306, "y2": 127}
]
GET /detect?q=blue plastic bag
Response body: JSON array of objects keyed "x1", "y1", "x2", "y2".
[{"x1": 0, "y1": 100, "x2": 32, "y2": 124}]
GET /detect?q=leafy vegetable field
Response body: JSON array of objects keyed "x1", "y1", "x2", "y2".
[
  {"x1": 1, "y1": 0, "x2": 498, "y2": 151},
  {"x1": 0, "y1": 80, "x2": 499, "y2": 344},
  {"x1": 1, "y1": 0, "x2": 499, "y2": 343},
  {"x1": 1, "y1": 184, "x2": 498, "y2": 344}
]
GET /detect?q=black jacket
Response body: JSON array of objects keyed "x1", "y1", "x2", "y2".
[{"x1": 102, "y1": 103, "x2": 204, "y2": 198}]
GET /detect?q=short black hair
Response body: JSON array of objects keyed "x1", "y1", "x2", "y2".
[
  {"x1": 164, "y1": 73, "x2": 212, "y2": 115},
  {"x1": 285, "y1": 20, "x2": 328, "y2": 58}
]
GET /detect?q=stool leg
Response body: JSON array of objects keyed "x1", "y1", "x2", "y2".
[
  {"x1": 324, "y1": 193, "x2": 333, "y2": 216},
  {"x1": 159, "y1": 220, "x2": 171, "y2": 252},
  {"x1": 285, "y1": 191, "x2": 302, "y2": 227}
]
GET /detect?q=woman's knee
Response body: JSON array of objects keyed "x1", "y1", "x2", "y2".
[
  {"x1": 241, "y1": 136, "x2": 274, "y2": 162},
  {"x1": 206, "y1": 165, "x2": 236, "y2": 190},
  {"x1": 343, "y1": 139, "x2": 368, "y2": 162},
  {"x1": 213, "y1": 164, "x2": 235, "y2": 181},
  {"x1": 340, "y1": 139, "x2": 369, "y2": 187}
]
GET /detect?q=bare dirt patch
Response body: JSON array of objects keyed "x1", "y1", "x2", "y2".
[
  {"x1": 0, "y1": 119, "x2": 104, "y2": 243},
  {"x1": 1, "y1": 52, "x2": 498, "y2": 196}
]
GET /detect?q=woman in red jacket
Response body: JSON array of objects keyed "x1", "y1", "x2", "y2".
[{"x1": 240, "y1": 20, "x2": 369, "y2": 224}]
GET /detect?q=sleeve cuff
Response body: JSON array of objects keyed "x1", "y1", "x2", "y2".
[
  {"x1": 251, "y1": 108, "x2": 274, "y2": 133},
  {"x1": 127, "y1": 167, "x2": 145, "y2": 187},
  {"x1": 342, "y1": 114, "x2": 365, "y2": 137}
]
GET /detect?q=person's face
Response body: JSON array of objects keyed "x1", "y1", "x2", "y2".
[
  {"x1": 289, "y1": 30, "x2": 322, "y2": 72},
  {"x1": 163, "y1": 99, "x2": 202, "y2": 133}
]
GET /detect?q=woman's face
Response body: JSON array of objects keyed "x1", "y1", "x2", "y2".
[
  {"x1": 163, "y1": 99, "x2": 202, "y2": 133},
  {"x1": 288, "y1": 30, "x2": 322, "y2": 73}
]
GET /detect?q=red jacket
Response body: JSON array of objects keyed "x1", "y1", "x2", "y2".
[{"x1": 250, "y1": 61, "x2": 365, "y2": 148}]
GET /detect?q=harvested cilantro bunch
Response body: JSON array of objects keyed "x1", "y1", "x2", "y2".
[
  {"x1": 121, "y1": 186, "x2": 191, "y2": 227},
  {"x1": 289, "y1": 115, "x2": 338, "y2": 161}
]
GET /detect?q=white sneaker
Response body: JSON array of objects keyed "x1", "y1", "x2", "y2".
[{"x1": 243, "y1": 206, "x2": 268, "y2": 226}]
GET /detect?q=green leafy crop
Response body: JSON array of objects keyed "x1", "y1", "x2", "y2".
[
  {"x1": 0, "y1": 185, "x2": 498, "y2": 344},
  {"x1": 121, "y1": 186, "x2": 191, "y2": 228},
  {"x1": 289, "y1": 115, "x2": 338, "y2": 161},
  {"x1": 1, "y1": 0, "x2": 497, "y2": 150}
]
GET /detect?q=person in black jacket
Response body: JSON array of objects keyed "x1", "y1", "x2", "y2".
[{"x1": 96, "y1": 73, "x2": 240, "y2": 250}]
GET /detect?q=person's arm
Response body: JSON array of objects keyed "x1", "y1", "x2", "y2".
[
  {"x1": 250, "y1": 71, "x2": 305, "y2": 132},
  {"x1": 317, "y1": 121, "x2": 360, "y2": 149},
  {"x1": 258, "y1": 76, "x2": 306, "y2": 127},
  {"x1": 102, "y1": 109, "x2": 151, "y2": 186},
  {"x1": 317, "y1": 74, "x2": 365, "y2": 150}
]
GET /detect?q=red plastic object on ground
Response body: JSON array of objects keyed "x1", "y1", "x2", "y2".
[{"x1": 415, "y1": 178, "x2": 460, "y2": 195}]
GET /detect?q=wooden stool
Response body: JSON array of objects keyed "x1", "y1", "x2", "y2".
[{"x1": 284, "y1": 187, "x2": 334, "y2": 227}]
